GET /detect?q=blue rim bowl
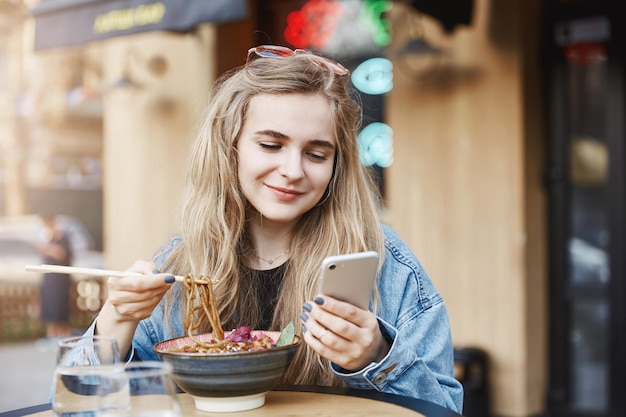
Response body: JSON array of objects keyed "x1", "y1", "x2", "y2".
[{"x1": 153, "y1": 330, "x2": 301, "y2": 412}]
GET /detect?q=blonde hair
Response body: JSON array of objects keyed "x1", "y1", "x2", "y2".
[{"x1": 164, "y1": 51, "x2": 385, "y2": 385}]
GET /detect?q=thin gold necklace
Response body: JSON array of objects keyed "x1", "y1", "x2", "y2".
[{"x1": 255, "y1": 249, "x2": 290, "y2": 265}]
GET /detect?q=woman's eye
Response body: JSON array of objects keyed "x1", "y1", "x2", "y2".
[
  {"x1": 259, "y1": 142, "x2": 281, "y2": 150},
  {"x1": 307, "y1": 152, "x2": 328, "y2": 162}
]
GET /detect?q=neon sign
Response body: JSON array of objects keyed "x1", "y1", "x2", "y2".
[
  {"x1": 360, "y1": 0, "x2": 392, "y2": 46},
  {"x1": 358, "y1": 122, "x2": 394, "y2": 168},
  {"x1": 284, "y1": 0, "x2": 391, "y2": 50},
  {"x1": 284, "y1": 0, "x2": 344, "y2": 49},
  {"x1": 351, "y1": 57, "x2": 393, "y2": 95}
]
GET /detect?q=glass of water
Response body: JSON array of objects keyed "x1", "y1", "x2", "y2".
[
  {"x1": 53, "y1": 335, "x2": 120, "y2": 417},
  {"x1": 96, "y1": 361, "x2": 181, "y2": 417}
]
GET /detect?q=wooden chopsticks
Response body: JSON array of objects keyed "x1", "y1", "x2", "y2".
[{"x1": 25, "y1": 264, "x2": 187, "y2": 282}]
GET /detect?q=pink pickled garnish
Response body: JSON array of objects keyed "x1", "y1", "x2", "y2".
[{"x1": 224, "y1": 326, "x2": 252, "y2": 342}]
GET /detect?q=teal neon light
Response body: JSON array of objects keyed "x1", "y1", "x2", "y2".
[
  {"x1": 351, "y1": 57, "x2": 393, "y2": 95},
  {"x1": 358, "y1": 122, "x2": 394, "y2": 168}
]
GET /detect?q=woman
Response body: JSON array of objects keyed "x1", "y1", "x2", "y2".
[{"x1": 92, "y1": 45, "x2": 463, "y2": 413}]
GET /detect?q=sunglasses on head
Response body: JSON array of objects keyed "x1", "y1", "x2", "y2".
[{"x1": 246, "y1": 45, "x2": 350, "y2": 76}]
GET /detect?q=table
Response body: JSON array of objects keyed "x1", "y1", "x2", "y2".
[{"x1": 0, "y1": 385, "x2": 462, "y2": 417}]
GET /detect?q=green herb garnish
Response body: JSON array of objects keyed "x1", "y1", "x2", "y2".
[{"x1": 276, "y1": 321, "x2": 295, "y2": 346}]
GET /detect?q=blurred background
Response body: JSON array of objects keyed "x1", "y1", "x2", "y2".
[{"x1": 0, "y1": 0, "x2": 624, "y2": 416}]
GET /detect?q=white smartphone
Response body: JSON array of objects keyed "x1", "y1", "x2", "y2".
[{"x1": 317, "y1": 251, "x2": 379, "y2": 310}]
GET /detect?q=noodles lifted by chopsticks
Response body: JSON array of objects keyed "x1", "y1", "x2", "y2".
[
  {"x1": 179, "y1": 274, "x2": 275, "y2": 354},
  {"x1": 183, "y1": 274, "x2": 225, "y2": 347}
]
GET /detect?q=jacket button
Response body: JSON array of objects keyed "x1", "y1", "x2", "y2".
[{"x1": 372, "y1": 372, "x2": 387, "y2": 384}]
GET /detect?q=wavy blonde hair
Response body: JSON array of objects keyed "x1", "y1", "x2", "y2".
[{"x1": 163, "y1": 50, "x2": 385, "y2": 385}]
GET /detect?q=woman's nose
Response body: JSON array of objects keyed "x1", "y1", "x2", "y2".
[{"x1": 278, "y1": 152, "x2": 305, "y2": 179}]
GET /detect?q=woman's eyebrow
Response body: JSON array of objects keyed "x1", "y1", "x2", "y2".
[
  {"x1": 255, "y1": 129, "x2": 288, "y2": 140},
  {"x1": 308, "y1": 139, "x2": 335, "y2": 150}
]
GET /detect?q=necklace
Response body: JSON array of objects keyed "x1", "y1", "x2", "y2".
[{"x1": 255, "y1": 249, "x2": 290, "y2": 265}]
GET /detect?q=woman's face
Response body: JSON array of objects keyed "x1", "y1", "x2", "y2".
[{"x1": 237, "y1": 93, "x2": 336, "y2": 228}]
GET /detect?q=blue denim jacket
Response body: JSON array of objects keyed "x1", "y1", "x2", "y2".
[{"x1": 85, "y1": 224, "x2": 463, "y2": 413}]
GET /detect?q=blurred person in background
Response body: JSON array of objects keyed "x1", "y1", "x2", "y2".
[{"x1": 39, "y1": 214, "x2": 73, "y2": 338}]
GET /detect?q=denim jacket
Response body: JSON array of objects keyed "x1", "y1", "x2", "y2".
[{"x1": 85, "y1": 224, "x2": 463, "y2": 413}]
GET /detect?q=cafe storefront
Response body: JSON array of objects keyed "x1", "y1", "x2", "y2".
[
  {"x1": 3, "y1": 0, "x2": 249, "y2": 262},
  {"x1": 4, "y1": 0, "x2": 543, "y2": 415},
  {"x1": 5, "y1": 0, "x2": 624, "y2": 416}
]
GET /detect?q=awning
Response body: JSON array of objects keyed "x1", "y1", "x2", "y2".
[{"x1": 31, "y1": 0, "x2": 248, "y2": 51}]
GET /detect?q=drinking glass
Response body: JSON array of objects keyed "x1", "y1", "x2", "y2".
[
  {"x1": 96, "y1": 361, "x2": 181, "y2": 417},
  {"x1": 52, "y1": 335, "x2": 120, "y2": 417}
]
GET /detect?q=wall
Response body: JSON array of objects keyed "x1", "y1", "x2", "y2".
[
  {"x1": 102, "y1": 27, "x2": 216, "y2": 269},
  {"x1": 101, "y1": 16, "x2": 256, "y2": 270},
  {"x1": 385, "y1": 0, "x2": 546, "y2": 415}
]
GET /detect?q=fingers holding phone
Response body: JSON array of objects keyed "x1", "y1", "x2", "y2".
[
  {"x1": 301, "y1": 294, "x2": 388, "y2": 371},
  {"x1": 300, "y1": 251, "x2": 389, "y2": 370}
]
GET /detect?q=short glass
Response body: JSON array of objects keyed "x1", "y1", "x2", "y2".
[
  {"x1": 52, "y1": 335, "x2": 120, "y2": 417},
  {"x1": 96, "y1": 361, "x2": 181, "y2": 417}
]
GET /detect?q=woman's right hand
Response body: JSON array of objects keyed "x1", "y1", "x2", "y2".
[
  {"x1": 105, "y1": 260, "x2": 174, "y2": 322},
  {"x1": 95, "y1": 260, "x2": 174, "y2": 355}
]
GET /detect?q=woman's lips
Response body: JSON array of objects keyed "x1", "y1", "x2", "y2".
[{"x1": 268, "y1": 185, "x2": 303, "y2": 201}]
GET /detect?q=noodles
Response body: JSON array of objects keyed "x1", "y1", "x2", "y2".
[
  {"x1": 179, "y1": 274, "x2": 276, "y2": 353},
  {"x1": 183, "y1": 274, "x2": 225, "y2": 347},
  {"x1": 176, "y1": 333, "x2": 275, "y2": 354}
]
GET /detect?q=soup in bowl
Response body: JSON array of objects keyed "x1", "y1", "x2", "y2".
[{"x1": 154, "y1": 328, "x2": 301, "y2": 413}]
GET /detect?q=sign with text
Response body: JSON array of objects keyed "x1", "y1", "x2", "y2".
[{"x1": 32, "y1": 0, "x2": 248, "y2": 50}]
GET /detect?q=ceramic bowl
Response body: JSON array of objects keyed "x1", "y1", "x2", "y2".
[{"x1": 153, "y1": 330, "x2": 301, "y2": 413}]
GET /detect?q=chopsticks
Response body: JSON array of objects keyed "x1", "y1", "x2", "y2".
[{"x1": 25, "y1": 264, "x2": 187, "y2": 282}]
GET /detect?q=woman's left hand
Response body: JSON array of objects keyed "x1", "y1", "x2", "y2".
[{"x1": 300, "y1": 296, "x2": 390, "y2": 371}]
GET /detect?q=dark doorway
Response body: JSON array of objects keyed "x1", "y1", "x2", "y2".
[{"x1": 544, "y1": 1, "x2": 625, "y2": 416}]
